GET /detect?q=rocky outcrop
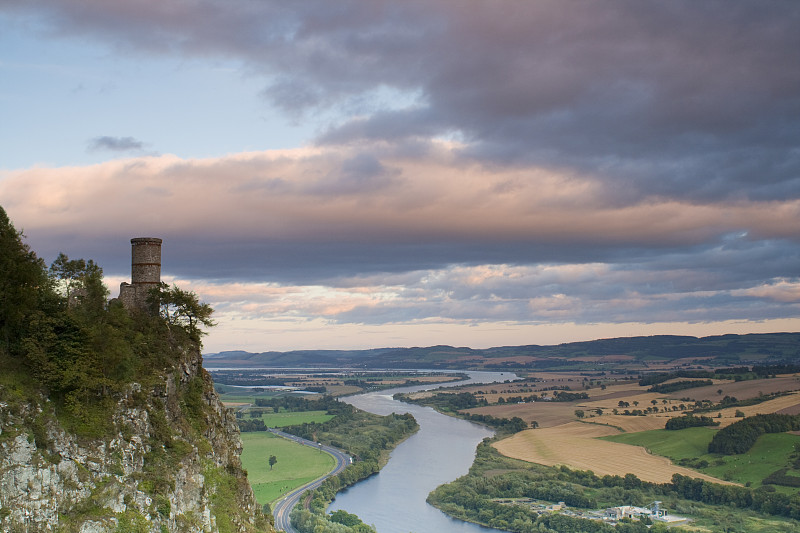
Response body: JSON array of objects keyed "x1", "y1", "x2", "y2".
[{"x1": 0, "y1": 348, "x2": 270, "y2": 532}]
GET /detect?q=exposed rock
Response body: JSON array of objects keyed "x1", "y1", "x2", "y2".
[{"x1": 0, "y1": 348, "x2": 270, "y2": 532}]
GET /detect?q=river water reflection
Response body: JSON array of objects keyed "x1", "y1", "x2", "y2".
[{"x1": 328, "y1": 371, "x2": 517, "y2": 533}]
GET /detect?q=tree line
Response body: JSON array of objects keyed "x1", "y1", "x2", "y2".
[
  {"x1": 647, "y1": 380, "x2": 713, "y2": 394},
  {"x1": 664, "y1": 415, "x2": 719, "y2": 430},
  {"x1": 707, "y1": 413, "x2": 800, "y2": 455}
]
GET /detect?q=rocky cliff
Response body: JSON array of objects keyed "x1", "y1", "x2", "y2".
[{"x1": 0, "y1": 346, "x2": 272, "y2": 533}]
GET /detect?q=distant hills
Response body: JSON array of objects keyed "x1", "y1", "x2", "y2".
[{"x1": 204, "y1": 332, "x2": 800, "y2": 370}]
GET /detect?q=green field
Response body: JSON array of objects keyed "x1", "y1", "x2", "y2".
[
  {"x1": 240, "y1": 432, "x2": 335, "y2": 504},
  {"x1": 602, "y1": 427, "x2": 800, "y2": 489},
  {"x1": 259, "y1": 409, "x2": 334, "y2": 427}
]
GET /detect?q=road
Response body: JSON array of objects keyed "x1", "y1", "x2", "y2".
[{"x1": 269, "y1": 428, "x2": 351, "y2": 533}]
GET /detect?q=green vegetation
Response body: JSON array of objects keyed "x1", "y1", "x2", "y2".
[
  {"x1": 210, "y1": 369, "x2": 462, "y2": 394},
  {"x1": 428, "y1": 440, "x2": 800, "y2": 532},
  {"x1": 397, "y1": 391, "x2": 488, "y2": 411},
  {"x1": 291, "y1": 508, "x2": 375, "y2": 533},
  {"x1": 602, "y1": 427, "x2": 800, "y2": 490},
  {"x1": 602, "y1": 427, "x2": 714, "y2": 461},
  {"x1": 277, "y1": 398, "x2": 417, "y2": 533},
  {"x1": 149, "y1": 282, "x2": 215, "y2": 342},
  {"x1": 214, "y1": 384, "x2": 287, "y2": 404},
  {"x1": 236, "y1": 391, "x2": 417, "y2": 531},
  {"x1": 397, "y1": 391, "x2": 530, "y2": 434},
  {"x1": 0, "y1": 206, "x2": 272, "y2": 532},
  {"x1": 240, "y1": 432, "x2": 335, "y2": 504},
  {"x1": 259, "y1": 410, "x2": 334, "y2": 428},
  {"x1": 664, "y1": 414, "x2": 719, "y2": 430},
  {"x1": 677, "y1": 391, "x2": 794, "y2": 417},
  {"x1": 203, "y1": 460, "x2": 265, "y2": 533},
  {"x1": 0, "y1": 206, "x2": 215, "y2": 438},
  {"x1": 286, "y1": 403, "x2": 418, "y2": 465},
  {"x1": 708, "y1": 413, "x2": 800, "y2": 454},
  {"x1": 237, "y1": 409, "x2": 335, "y2": 433},
  {"x1": 647, "y1": 379, "x2": 713, "y2": 393}
]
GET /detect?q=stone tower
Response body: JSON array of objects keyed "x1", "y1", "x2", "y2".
[{"x1": 119, "y1": 237, "x2": 162, "y2": 311}]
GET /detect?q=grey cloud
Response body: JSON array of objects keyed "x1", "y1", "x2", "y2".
[
  {"x1": 310, "y1": 153, "x2": 401, "y2": 196},
  {"x1": 6, "y1": 1, "x2": 800, "y2": 330},
  {"x1": 21, "y1": 214, "x2": 800, "y2": 329},
  {"x1": 88, "y1": 135, "x2": 145, "y2": 152},
  {"x1": 327, "y1": 268, "x2": 800, "y2": 327},
  {"x1": 13, "y1": 2, "x2": 800, "y2": 202}
]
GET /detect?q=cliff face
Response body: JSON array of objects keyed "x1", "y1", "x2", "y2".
[{"x1": 0, "y1": 347, "x2": 270, "y2": 532}]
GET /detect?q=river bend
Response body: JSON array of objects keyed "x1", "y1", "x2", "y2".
[{"x1": 329, "y1": 371, "x2": 515, "y2": 533}]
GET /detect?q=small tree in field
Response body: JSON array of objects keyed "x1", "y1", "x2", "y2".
[{"x1": 269, "y1": 455, "x2": 277, "y2": 470}]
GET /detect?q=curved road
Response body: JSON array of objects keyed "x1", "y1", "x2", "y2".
[{"x1": 269, "y1": 428, "x2": 351, "y2": 532}]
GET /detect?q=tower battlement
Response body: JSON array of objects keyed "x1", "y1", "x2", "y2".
[{"x1": 119, "y1": 237, "x2": 162, "y2": 311}]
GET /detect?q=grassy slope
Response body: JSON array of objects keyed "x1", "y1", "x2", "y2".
[
  {"x1": 602, "y1": 427, "x2": 800, "y2": 490},
  {"x1": 241, "y1": 432, "x2": 335, "y2": 505}
]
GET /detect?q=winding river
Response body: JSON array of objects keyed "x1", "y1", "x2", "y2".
[{"x1": 328, "y1": 371, "x2": 517, "y2": 533}]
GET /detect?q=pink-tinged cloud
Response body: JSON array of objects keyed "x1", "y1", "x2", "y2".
[
  {"x1": 733, "y1": 280, "x2": 800, "y2": 304},
  {"x1": 2, "y1": 146, "x2": 798, "y2": 253}
]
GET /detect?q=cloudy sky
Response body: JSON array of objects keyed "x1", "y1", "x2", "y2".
[{"x1": 2, "y1": 1, "x2": 799, "y2": 353}]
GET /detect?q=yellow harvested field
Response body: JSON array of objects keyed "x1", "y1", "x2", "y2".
[
  {"x1": 717, "y1": 391, "x2": 800, "y2": 420},
  {"x1": 493, "y1": 422, "x2": 733, "y2": 485},
  {"x1": 580, "y1": 392, "x2": 665, "y2": 410}
]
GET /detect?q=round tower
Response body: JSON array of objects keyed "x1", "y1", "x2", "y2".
[{"x1": 131, "y1": 237, "x2": 162, "y2": 287}]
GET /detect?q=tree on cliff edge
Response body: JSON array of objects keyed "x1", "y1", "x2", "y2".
[{"x1": 149, "y1": 282, "x2": 215, "y2": 342}]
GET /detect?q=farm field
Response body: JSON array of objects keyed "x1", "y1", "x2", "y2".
[
  {"x1": 492, "y1": 422, "x2": 733, "y2": 484},
  {"x1": 476, "y1": 371, "x2": 800, "y2": 493},
  {"x1": 259, "y1": 409, "x2": 334, "y2": 427},
  {"x1": 603, "y1": 428, "x2": 800, "y2": 490},
  {"x1": 584, "y1": 413, "x2": 672, "y2": 433},
  {"x1": 240, "y1": 431, "x2": 335, "y2": 505},
  {"x1": 665, "y1": 375, "x2": 800, "y2": 402}
]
